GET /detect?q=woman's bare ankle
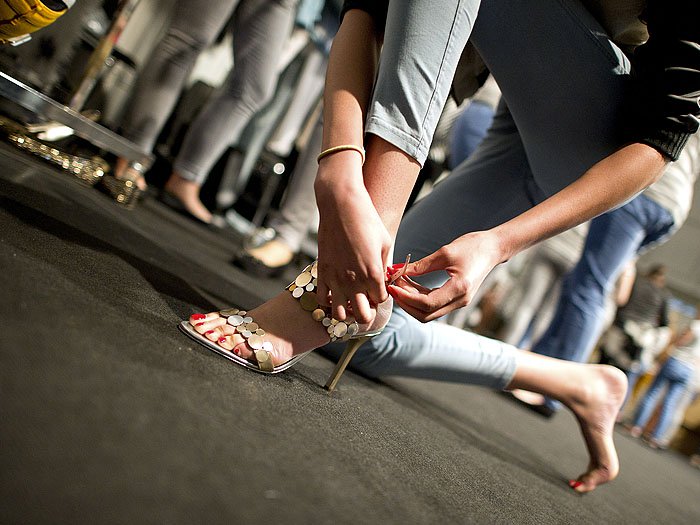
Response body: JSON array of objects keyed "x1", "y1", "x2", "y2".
[{"x1": 164, "y1": 174, "x2": 212, "y2": 223}]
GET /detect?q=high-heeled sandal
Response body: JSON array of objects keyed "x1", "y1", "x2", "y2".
[{"x1": 178, "y1": 261, "x2": 393, "y2": 392}]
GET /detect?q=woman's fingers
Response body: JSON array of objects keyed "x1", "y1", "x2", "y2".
[
  {"x1": 350, "y1": 292, "x2": 375, "y2": 325},
  {"x1": 388, "y1": 276, "x2": 470, "y2": 322}
]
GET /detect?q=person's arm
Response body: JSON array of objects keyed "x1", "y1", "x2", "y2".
[
  {"x1": 316, "y1": 0, "x2": 471, "y2": 323},
  {"x1": 388, "y1": 1, "x2": 700, "y2": 322},
  {"x1": 314, "y1": 6, "x2": 399, "y2": 323},
  {"x1": 615, "y1": 260, "x2": 637, "y2": 307},
  {"x1": 390, "y1": 144, "x2": 667, "y2": 321}
]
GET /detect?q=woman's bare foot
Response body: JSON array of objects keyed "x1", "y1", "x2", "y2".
[
  {"x1": 115, "y1": 157, "x2": 147, "y2": 191},
  {"x1": 191, "y1": 292, "x2": 331, "y2": 366},
  {"x1": 508, "y1": 355, "x2": 627, "y2": 494},
  {"x1": 164, "y1": 174, "x2": 212, "y2": 224},
  {"x1": 564, "y1": 365, "x2": 627, "y2": 493}
]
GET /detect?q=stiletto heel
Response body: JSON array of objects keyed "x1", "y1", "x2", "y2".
[{"x1": 325, "y1": 335, "x2": 371, "y2": 392}]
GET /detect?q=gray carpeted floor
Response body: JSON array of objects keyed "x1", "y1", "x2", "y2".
[{"x1": 1, "y1": 143, "x2": 699, "y2": 524}]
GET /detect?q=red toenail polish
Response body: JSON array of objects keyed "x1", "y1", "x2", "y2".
[
  {"x1": 195, "y1": 322, "x2": 205, "y2": 327},
  {"x1": 218, "y1": 337, "x2": 227, "y2": 344},
  {"x1": 570, "y1": 481, "x2": 583, "y2": 489},
  {"x1": 191, "y1": 313, "x2": 206, "y2": 320},
  {"x1": 205, "y1": 330, "x2": 215, "y2": 336}
]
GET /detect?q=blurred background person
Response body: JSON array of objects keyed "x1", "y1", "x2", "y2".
[
  {"x1": 626, "y1": 308, "x2": 700, "y2": 449},
  {"x1": 598, "y1": 264, "x2": 672, "y2": 413},
  {"x1": 114, "y1": 0, "x2": 298, "y2": 222},
  {"x1": 499, "y1": 224, "x2": 588, "y2": 349}
]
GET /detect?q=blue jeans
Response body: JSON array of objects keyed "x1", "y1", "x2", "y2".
[
  {"x1": 531, "y1": 195, "x2": 674, "y2": 411},
  {"x1": 323, "y1": 0, "x2": 634, "y2": 389},
  {"x1": 532, "y1": 195, "x2": 673, "y2": 409},
  {"x1": 632, "y1": 357, "x2": 694, "y2": 441}
]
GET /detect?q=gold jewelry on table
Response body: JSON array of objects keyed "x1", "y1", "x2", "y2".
[
  {"x1": 317, "y1": 144, "x2": 365, "y2": 165},
  {"x1": 5, "y1": 131, "x2": 106, "y2": 186},
  {"x1": 287, "y1": 261, "x2": 360, "y2": 342}
]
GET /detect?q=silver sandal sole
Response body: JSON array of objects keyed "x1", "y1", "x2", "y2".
[{"x1": 178, "y1": 321, "x2": 309, "y2": 374}]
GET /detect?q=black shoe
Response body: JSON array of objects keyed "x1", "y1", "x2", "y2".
[
  {"x1": 233, "y1": 250, "x2": 295, "y2": 278},
  {"x1": 501, "y1": 391, "x2": 556, "y2": 419}
]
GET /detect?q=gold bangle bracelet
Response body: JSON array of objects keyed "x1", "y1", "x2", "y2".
[{"x1": 317, "y1": 144, "x2": 366, "y2": 165}]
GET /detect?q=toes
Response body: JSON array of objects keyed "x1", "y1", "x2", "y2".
[
  {"x1": 216, "y1": 334, "x2": 235, "y2": 351},
  {"x1": 569, "y1": 479, "x2": 594, "y2": 493},
  {"x1": 568, "y1": 470, "x2": 608, "y2": 493},
  {"x1": 189, "y1": 312, "x2": 220, "y2": 324},
  {"x1": 569, "y1": 479, "x2": 584, "y2": 489},
  {"x1": 192, "y1": 316, "x2": 226, "y2": 334},
  {"x1": 232, "y1": 340, "x2": 255, "y2": 360},
  {"x1": 190, "y1": 309, "x2": 285, "y2": 369}
]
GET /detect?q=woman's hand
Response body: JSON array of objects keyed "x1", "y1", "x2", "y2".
[
  {"x1": 314, "y1": 152, "x2": 392, "y2": 325},
  {"x1": 387, "y1": 230, "x2": 504, "y2": 322}
]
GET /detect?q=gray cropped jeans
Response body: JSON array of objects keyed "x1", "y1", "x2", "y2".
[
  {"x1": 121, "y1": 0, "x2": 298, "y2": 184},
  {"x1": 325, "y1": 0, "x2": 634, "y2": 389}
]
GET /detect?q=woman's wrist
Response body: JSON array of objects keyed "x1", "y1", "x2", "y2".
[
  {"x1": 314, "y1": 150, "x2": 363, "y2": 190},
  {"x1": 314, "y1": 151, "x2": 366, "y2": 203},
  {"x1": 485, "y1": 225, "x2": 518, "y2": 264}
]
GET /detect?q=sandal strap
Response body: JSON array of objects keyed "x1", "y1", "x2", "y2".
[
  {"x1": 286, "y1": 261, "x2": 359, "y2": 343},
  {"x1": 218, "y1": 307, "x2": 274, "y2": 372}
]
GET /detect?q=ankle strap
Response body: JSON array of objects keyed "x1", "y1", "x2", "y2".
[{"x1": 287, "y1": 262, "x2": 359, "y2": 342}]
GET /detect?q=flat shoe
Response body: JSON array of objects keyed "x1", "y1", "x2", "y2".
[
  {"x1": 233, "y1": 250, "x2": 295, "y2": 278},
  {"x1": 501, "y1": 391, "x2": 555, "y2": 418}
]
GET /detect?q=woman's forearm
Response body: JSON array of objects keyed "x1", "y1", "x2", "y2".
[
  {"x1": 320, "y1": 10, "x2": 380, "y2": 165},
  {"x1": 492, "y1": 143, "x2": 668, "y2": 262},
  {"x1": 317, "y1": 9, "x2": 419, "y2": 238}
]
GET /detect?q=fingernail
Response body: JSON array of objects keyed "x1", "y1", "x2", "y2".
[
  {"x1": 191, "y1": 313, "x2": 206, "y2": 320},
  {"x1": 391, "y1": 263, "x2": 405, "y2": 269}
]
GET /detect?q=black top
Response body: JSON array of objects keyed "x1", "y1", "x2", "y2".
[
  {"x1": 341, "y1": 0, "x2": 700, "y2": 161},
  {"x1": 616, "y1": 277, "x2": 670, "y2": 328}
]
